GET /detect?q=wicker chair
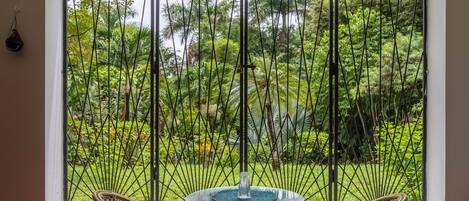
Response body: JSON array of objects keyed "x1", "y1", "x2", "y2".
[
  {"x1": 373, "y1": 193, "x2": 408, "y2": 201},
  {"x1": 92, "y1": 190, "x2": 134, "y2": 201}
]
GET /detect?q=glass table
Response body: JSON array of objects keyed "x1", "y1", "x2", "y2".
[{"x1": 185, "y1": 186, "x2": 305, "y2": 201}]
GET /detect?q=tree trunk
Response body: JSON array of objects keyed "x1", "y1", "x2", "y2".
[
  {"x1": 279, "y1": 11, "x2": 287, "y2": 46},
  {"x1": 159, "y1": 118, "x2": 165, "y2": 136},
  {"x1": 124, "y1": 84, "x2": 131, "y2": 121},
  {"x1": 120, "y1": 84, "x2": 131, "y2": 121},
  {"x1": 266, "y1": 99, "x2": 281, "y2": 170}
]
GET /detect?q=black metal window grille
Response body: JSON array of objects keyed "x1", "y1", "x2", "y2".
[{"x1": 64, "y1": 0, "x2": 427, "y2": 200}]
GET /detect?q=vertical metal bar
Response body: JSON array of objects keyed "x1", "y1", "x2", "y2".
[
  {"x1": 243, "y1": 0, "x2": 249, "y2": 172},
  {"x1": 63, "y1": 0, "x2": 69, "y2": 200},
  {"x1": 328, "y1": 0, "x2": 334, "y2": 199},
  {"x1": 239, "y1": 0, "x2": 249, "y2": 172},
  {"x1": 150, "y1": 0, "x2": 155, "y2": 199},
  {"x1": 333, "y1": 0, "x2": 339, "y2": 200},
  {"x1": 329, "y1": 0, "x2": 339, "y2": 200},
  {"x1": 422, "y1": 0, "x2": 428, "y2": 200},
  {"x1": 152, "y1": 0, "x2": 161, "y2": 198},
  {"x1": 239, "y1": 0, "x2": 244, "y2": 173}
]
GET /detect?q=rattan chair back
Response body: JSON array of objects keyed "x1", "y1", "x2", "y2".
[
  {"x1": 92, "y1": 190, "x2": 134, "y2": 201},
  {"x1": 373, "y1": 193, "x2": 408, "y2": 201}
]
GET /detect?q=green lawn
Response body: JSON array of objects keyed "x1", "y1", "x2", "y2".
[{"x1": 68, "y1": 163, "x2": 421, "y2": 201}]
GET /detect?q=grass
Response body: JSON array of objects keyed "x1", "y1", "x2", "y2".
[{"x1": 68, "y1": 163, "x2": 421, "y2": 201}]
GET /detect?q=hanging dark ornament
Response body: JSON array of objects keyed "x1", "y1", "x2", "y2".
[
  {"x1": 5, "y1": 12, "x2": 23, "y2": 52},
  {"x1": 5, "y1": 29, "x2": 23, "y2": 52}
]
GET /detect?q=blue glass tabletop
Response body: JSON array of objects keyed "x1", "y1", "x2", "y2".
[
  {"x1": 212, "y1": 189, "x2": 277, "y2": 201},
  {"x1": 184, "y1": 186, "x2": 304, "y2": 201}
]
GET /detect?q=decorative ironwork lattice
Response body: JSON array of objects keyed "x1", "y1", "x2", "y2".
[
  {"x1": 65, "y1": 0, "x2": 426, "y2": 200},
  {"x1": 335, "y1": 0, "x2": 425, "y2": 200},
  {"x1": 156, "y1": 0, "x2": 242, "y2": 199},
  {"x1": 65, "y1": 0, "x2": 154, "y2": 200}
]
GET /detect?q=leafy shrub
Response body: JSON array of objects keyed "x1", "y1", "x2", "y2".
[
  {"x1": 284, "y1": 131, "x2": 329, "y2": 164},
  {"x1": 215, "y1": 145, "x2": 239, "y2": 167},
  {"x1": 158, "y1": 133, "x2": 239, "y2": 167},
  {"x1": 196, "y1": 138, "x2": 240, "y2": 166},
  {"x1": 248, "y1": 139, "x2": 271, "y2": 163},
  {"x1": 197, "y1": 141, "x2": 215, "y2": 164},
  {"x1": 158, "y1": 136, "x2": 181, "y2": 164},
  {"x1": 67, "y1": 119, "x2": 151, "y2": 166},
  {"x1": 374, "y1": 119, "x2": 424, "y2": 194}
]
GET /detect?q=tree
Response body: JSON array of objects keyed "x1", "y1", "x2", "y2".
[{"x1": 230, "y1": 57, "x2": 311, "y2": 169}]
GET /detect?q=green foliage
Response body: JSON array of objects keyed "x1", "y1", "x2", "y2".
[
  {"x1": 158, "y1": 134, "x2": 240, "y2": 166},
  {"x1": 374, "y1": 118, "x2": 424, "y2": 193},
  {"x1": 336, "y1": 7, "x2": 424, "y2": 160},
  {"x1": 374, "y1": 119, "x2": 423, "y2": 164},
  {"x1": 284, "y1": 131, "x2": 329, "y2": 163},
  {"x1": 67, "y1": 119, "x2": 151, "y2": 166}
]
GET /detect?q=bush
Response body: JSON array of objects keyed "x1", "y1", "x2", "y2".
[
  {"x1": 196, "y1": 136, "x2": 240, "y2": 166},
  {"x1": 284, "y1": 131, "x2": 329, "y2": 164},
  {"x1": 158, "y1": 133, "x2": 239, "y2": 167},
  {"x1": 158, "y1": 136, "x2": 180, "y2": 164},
  {"x1": 67, "y1": 119, "x2": 151, "y2": 166},
  {"x1": 214, "y1": 144, "x2": 240, "y2": 167},
  {"x1": 374, "y1": 119, "x2": 423, "y2": 195}
]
